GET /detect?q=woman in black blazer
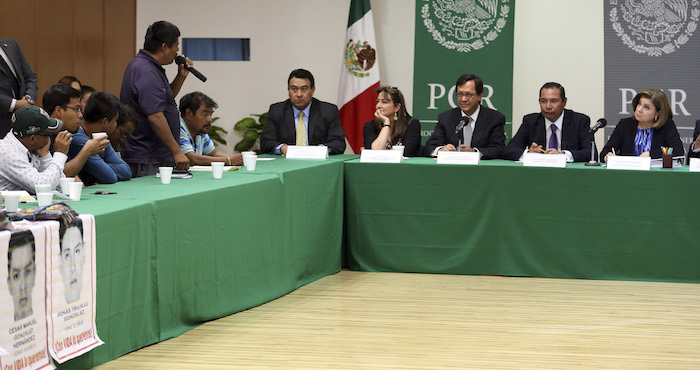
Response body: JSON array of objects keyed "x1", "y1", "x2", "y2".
[
  {"x1": 363, "y1": 86, "x2": 421, "y2": 156},
  {"x1": 601, "y1": 89, "x2": 683, "y2": 160}
]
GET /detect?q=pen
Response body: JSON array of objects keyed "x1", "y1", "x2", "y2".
[
  {"x1": 611, "y1": 148, "x2": 616, "y2": 156},
  {"x1": 539, "y1": 147, "x2": 546, "y2": 153}
]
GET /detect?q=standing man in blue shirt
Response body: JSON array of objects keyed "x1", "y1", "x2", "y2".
[
  {"x1": 178, "y1": 91, "x2": 243, "y2": 166},
  {"x1": 67, "y1": 92, "x2": 131, "y2": 185},
  {"x1": 120, "y1": 20, "x2": 194, "y2": 177}
]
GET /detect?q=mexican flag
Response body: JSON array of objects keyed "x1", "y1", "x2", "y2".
[{"x1": 338, "y1": 0, "x2": 380, "y2": 154}]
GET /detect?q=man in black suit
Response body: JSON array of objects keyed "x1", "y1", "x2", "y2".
[
  {"x1": 503, "y1": 82, "x2": 593, "y2": 162},
  {"x1": 260, "y1": 69, "x2": 346, "y2": 155},
  {"x1": 0, "y1": 38, "x2": 38, "y2": 138},
  {"x1": 424, "y1": 73, "x2": 505, "y2": 159}
]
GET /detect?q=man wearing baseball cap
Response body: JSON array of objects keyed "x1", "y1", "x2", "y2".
[{"x1": 0, "y1": 105, "x2": 72, "y2": 192}]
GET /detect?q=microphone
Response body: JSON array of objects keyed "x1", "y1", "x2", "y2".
[
  {"x1": 589, "y1": 118, "x2": 607, "y2": 133},
  {"x1": 455, "y1": 117, "x2": 467, "y2": 152},
  {"x1": 455, "y1": 117, "x2": 467, "y2": 135},
  {"x1": 175, "y1": 55, "x2": 207, "y2": 82}
]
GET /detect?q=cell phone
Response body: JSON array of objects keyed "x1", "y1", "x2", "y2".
[{"x1": 92, "y1": 191, "x2": 117, "y2": 195}]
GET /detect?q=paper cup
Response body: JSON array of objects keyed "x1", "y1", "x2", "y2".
[
  {"x1": 35, "y1": 183, "x2": 51, "y2": 194},
  {"x1": 242, "y1": 151, "x2": 255, "y2": 168},
  {"x1": 159, "y1": 167, "x2": 173, "y2": 184},
  {"x1": 2, "y1": 192, "x2": 20, "y2": 212},
  {"x1": 392, "y1": 145, "x2": 405, "y2": 156},
  {"x1": 92, "y1": 132, "x2": 108, "y2": 140},
  {"x1": 37, "y1": 192, "x2": 53, "y2": 207},
  {"x1": 245, "y1": 155, "x2": 258, "y2": 171},
  {"x1": 59, "y1": 177, "x2": 76, "y2": 195},
  {"x1": 211, "y1": 162, "x2": 225, "y2": 179},
  {"x1": 69, "y1": 182, "x2": 83, "y2": 201}
]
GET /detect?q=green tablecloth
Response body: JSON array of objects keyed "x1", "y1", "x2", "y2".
[
  {"x1": 57, "y1": 155, "x2": 355, "y2": 369},
  {"x1": 344, "y1": 158, "x2": 700, "y2": 282}
]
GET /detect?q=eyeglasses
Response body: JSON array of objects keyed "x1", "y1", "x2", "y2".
[
  {"x1": 64, "y1": 105, "x2": 82, "y2": 114},
  {"x1": 456, "y1": 92, "x2": 477, "y2": 100}
]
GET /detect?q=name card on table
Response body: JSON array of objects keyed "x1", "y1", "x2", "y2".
[
  {"x1": 522, "y1": 153, "x2": 567, "y2": 168},
  {"x1": 689, "y1": 157, "x2": 700, "y2": 172},
  {"x1": 360, "y1": 148, "x2": 404, "y2": 163},
  {"x1": 436, "y1": 151, "x2": 480, "y2": 165},
  {"x1": 606, "y1": 155, "x2": 651, "y2": 171},
  {"x1": 285, "y1": 145, "x2": 328, "y2": 159}
]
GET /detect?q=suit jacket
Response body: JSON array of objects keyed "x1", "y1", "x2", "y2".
[
  {"x1": 423, "y1": 105, "x2": 505, "y2": 159},
  {"x1": 0, "y1": 38, "x2": 37, "y2": 137},
  {"x1": 363, "y1": 118, "x2": 421, "y2": 156},
  {"x1": 260, "y1": 98, "x2": 346, "y2": 155},
  {"x1": 503, "y1": 109, "x2": 593, "y2": 162},
  {"x1": 687, "y1": 120, "x2": 700, "y2": 160},
  {"x1": 600, "y1": 117, "x2": 683, "y2": 159}
]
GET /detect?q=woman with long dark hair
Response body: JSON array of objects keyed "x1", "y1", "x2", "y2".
[{"x1": 363, "y1": 86, "x2": 421, "y2": 156}]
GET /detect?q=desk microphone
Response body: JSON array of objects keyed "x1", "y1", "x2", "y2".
[
  {"x1": 455, "y1": 117, "x2": 467, "y2": 152},
  {"x1": 455, "y1": 117, "x2": 467, "y2": 135},
  {"x1": 585, "y1": 118, "x2": 607, "y2": 166},
  {"x1": 175, "y1": 55, "x2": 207, "y2": 82},
  {"x1": 589, "y1": 118, "x2": 607, "y2": 133}
]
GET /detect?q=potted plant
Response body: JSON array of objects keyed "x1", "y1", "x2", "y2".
[{"x1": 233, "y1": 113, "x2": 268, "y2": 152}]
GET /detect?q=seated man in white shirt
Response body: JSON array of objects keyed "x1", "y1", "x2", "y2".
[
  {"x1": 178, "y1": 91, "x2": 242, "y2": 166},
  {"x1": 0, "y1": 105, "x2": 72, "y2": 192},
  {"x1": 502, "y1": 82, "x2": 593, "y2": 162},
  {"x1": 423, "y1": 73, "x2": 506, "y2": 159}
]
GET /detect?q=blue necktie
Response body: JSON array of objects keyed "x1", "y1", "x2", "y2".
[{"x1": 549, "y1": 125, "x2": 558, "y2": 151}]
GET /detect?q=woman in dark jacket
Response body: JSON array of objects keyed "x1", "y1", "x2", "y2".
[{"x1": 601, "y1": 89, "x2": 683, "y2": 160}]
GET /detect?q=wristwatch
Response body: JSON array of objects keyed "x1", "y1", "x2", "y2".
[{"x1": 23, "y1": 95, "x2": 34, "y2": 105}]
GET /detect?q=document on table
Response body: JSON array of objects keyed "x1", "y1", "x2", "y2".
[{"x1": 189, "y1": 165, "x2": 239, "y2": 171}]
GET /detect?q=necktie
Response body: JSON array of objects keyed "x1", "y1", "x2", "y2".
[
  {"x1": 296, "y1": 112, "x2": 307, "y2": 146},
  {"x1": 462, "y1": 117, "x2": 473, "y2": 148},
  {"x1": 549, "y1": 125, "x2": 558, "y2": 151}
]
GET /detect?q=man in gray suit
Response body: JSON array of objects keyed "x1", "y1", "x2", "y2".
[{"x1": 0, "y1": 38, "x2": 38, "y2": 138}]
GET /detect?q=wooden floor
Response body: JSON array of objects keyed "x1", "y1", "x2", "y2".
[{"x1": 95, "y1": 270, "x2": 700, "y2": 369}]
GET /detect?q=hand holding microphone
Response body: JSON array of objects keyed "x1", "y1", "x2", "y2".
[{"x1": 175, "y1": 55, "x2": 207, "y2": 82}]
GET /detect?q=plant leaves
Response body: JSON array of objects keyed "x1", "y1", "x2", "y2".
[
  {"x1": 234, "y1": 138, "x2": 256, "y2": 152},
  {"x1": 243, "y1": 129, "x2": 259, "y2": 141},
  {"x1": 234, "y1": 117, "x2": 257, "y2": 131}
]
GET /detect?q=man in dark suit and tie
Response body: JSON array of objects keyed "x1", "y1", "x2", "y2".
[
  {"x1": 424, "y1": 73, "x2": 505, "y2": 159},
  {"x1": 260, "y1": 69, "x2": 346, "y2": 155},
  {"x1": 503, "y1": 82, "x2": 593, "y2": 162},
  {"x1": 0, "y1": 38, "x2": 38, "y2": 138}
]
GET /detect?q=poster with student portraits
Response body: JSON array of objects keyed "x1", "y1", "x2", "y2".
[
  {"x1": 46, "y1": 215, "x2": 102, "y2": 363},
  {"x1": 0, "y1": 224, "x2": 55, "y2": 370}
]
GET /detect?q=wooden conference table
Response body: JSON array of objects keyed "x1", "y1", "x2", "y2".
[
  {"x1": 56, "y1": 155, "x2": 352, "y2": 369},
  {"x1": 344, "y1": 158, "x2": 700, "y2": 283}
]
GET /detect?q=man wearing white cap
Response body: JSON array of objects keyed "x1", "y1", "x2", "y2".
[{"x1": 0, "y1": 105, "x2": 72, "y2": 192}]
